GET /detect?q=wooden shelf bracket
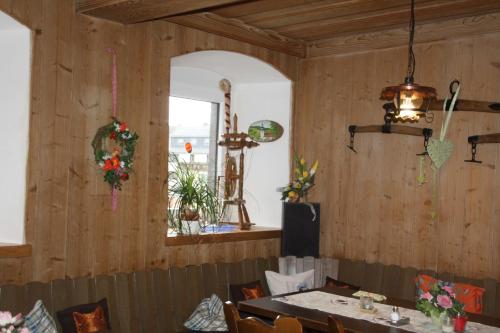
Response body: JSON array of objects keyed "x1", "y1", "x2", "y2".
[
  {"x1": 347, "y1": 124, "x2": 433, "y2": 155},
  {"x1": 465, "y1": 133, "x2": 500, "y2": 164}
]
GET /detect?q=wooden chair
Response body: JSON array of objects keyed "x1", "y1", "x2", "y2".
[
  {"x1": 328, "y1": 315, "x2": 346, "y2": 333},
  {"x1": 237, "y1": 315, "x2": 303, "y2": 333},
  {"x1": 223, "y1": 301, "x2": 241, "y2": 333}
]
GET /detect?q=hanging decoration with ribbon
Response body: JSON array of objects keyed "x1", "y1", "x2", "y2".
[{"x1": 92, "y1": 48, "x2": 139, "y2": 211}]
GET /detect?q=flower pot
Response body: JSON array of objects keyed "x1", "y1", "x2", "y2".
[
  {"x1": 281, "y1": 202, "x2": 320, "y2": 257},
  {"x1": 180, "y1": 220, "x2": 200, "y2": 235}
]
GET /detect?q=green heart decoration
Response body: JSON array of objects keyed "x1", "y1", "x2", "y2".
[{"x1": 427, "y1": 138, "x2": 454, "y2": 170}]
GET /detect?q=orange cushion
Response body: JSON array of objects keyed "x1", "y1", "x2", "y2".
[
  {"x1": 72, "y1": 305, "x2": 108, "y2": 333},
  {"x1": 415, "y1": 274, "x2": 438, "y2": 294},
  {"x1": 454, "y1": 282, "x2": 485, "y2": 314},
  {"x1": 242, "y1": 285, "x2": 265, "y2": 300},
  {"x1": 415, "y1": 274, "x2": 485, "y2": 314}
]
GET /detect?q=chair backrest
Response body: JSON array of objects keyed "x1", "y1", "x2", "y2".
[
  {"x1": 328, "y1": 316, "x2": 345, "y2": 333},
  {"x1": 223, "y1": 301, "x2": 241, "y2": 333},
  {"x1": 237, "y1": 315, "x2": 302, "y2": 333}
]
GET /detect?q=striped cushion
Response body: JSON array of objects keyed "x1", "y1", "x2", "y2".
[
  {"x1": 24, "y1": 300, "x2": 58, "y2": 333},
  {"x1": 184, "y1": 294, "x2": 228, "y2": 332}
]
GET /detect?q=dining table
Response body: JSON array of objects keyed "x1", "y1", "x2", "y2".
[{"x1": 238, "y1": 287, "x2": 500, "y2": 333}]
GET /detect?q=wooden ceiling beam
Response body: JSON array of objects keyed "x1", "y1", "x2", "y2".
[
  {"x1": 307, "y1": 12, "x2": 500, "y2": 57},
  {"x1": 211, "y1": 0, "x2": 317, "y2": 18},
  {"x1": 238, "y1": 0, "x2": 433, "y2": 29},
  {"x1": 76, "y1": 0, "x2": 253, "y2": 24},
  {"x1": 275, "y1": 0, "x2": 500, "y2": 41},
  {"x1": 166, "y1": 12, "x2": 306, "y2": 58}
]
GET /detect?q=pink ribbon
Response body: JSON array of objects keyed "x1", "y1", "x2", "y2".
[
  {"x1": 106, "y1": 48, "x2": 117, "y2": 118},
  {"x1": 107, "y1": 48, "x2": 118, "y2": 212},
  {"x1": 112, "y1": 187, "x2": 118, "y2": 212}
]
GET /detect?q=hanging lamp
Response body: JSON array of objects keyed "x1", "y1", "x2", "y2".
[{"x1": 380, "y1": 0, "x2": 437, "y2": 122}]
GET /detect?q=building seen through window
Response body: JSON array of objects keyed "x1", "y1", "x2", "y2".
[{"x1": 168, "y1": 96, "x2": 219, "y2": 188}]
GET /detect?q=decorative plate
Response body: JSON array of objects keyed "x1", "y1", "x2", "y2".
[{"x1": 248, "y1": 120, "x2": 284, "y2": 143}]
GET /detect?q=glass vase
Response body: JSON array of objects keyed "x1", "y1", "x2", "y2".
[{"x1": 431, "y1": 311, "x2": 443, "y2": 328}]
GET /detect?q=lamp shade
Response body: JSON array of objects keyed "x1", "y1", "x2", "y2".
[{"x1": 380, "y1": 83, "x2": 437, "y2": 122}]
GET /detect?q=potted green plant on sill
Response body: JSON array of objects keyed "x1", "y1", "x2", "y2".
[{"x1": 167, "y1": 153, "x2": 220, "y2": 235}]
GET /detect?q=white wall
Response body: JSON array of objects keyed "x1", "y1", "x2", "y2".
[
  {"x1": 0, "y1": 12, "x2": 31, "y2": 244},
  {"x1": 170, "y1": 51, "x2": 292, "y2": 228},
  {"x1": 232, "y1": 82, "x2": 291, "y2": 227}
]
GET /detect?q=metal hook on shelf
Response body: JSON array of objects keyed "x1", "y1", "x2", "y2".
[
  {"x1": 464, "y1": 138, "x2": 482, "y2": 164},
  {"x1": 347, "y1": 125, "x2": 357, "y2": 153},
  {"x1": 416, "y1": 128, "x2": 433, "y2": 156}
]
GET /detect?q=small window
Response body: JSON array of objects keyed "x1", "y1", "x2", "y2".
[{"x1": 168, "y1": 96, "x2": 219, "y2": 187}]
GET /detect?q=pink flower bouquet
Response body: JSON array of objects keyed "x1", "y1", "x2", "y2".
[{"x1": 416, "y1": 281, "x2": 465, "y2": 317}]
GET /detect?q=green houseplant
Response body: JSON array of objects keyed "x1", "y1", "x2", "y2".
[{"x1": 167, "y1": 153, "x2": 220, "y2": 235}]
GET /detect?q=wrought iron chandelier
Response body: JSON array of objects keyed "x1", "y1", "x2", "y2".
[{"x1": 380, "y1": 0, "x2": 437, "y2": 122}]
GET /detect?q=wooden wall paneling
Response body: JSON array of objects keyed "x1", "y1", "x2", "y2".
[
  {"x1": 114, "y1": 273, "x2": 133, "y2": 333},
  {"x1": 0, "y1": 0, "x2": 296, "y2": 286},
  {"x1": 144, "y1": 20, "x2": 171, "y2": 271},
  {"x1": 29, "y1": 0, "x2": 63, "y2": 283},
  {"x1": 494, "y1": 282, "x2": 500, "y2": 319},
  {"x1": 353, "y1": 52, "x2": 385, "y2": 264},
  {"x1": 227, "y1": 261, "x2": 245, "y2": 285},
  {"x1": 400, "y1": 267, "x2": 418, "y2": 301},
  {"x1": 23, "y1": 281, "x2": 51, "y2": 314},
  {"x1": 297, "y1": 31, "x2": 500, "y2": 281},
  {"x1": 324, "y1": 56, "x2": 353, "y2": 259},
  {"x1": 65, "y1": 12, "x2": 95, "y2": 281},
  {"x1": 381, "y1": 265, "x2": 402, "y2": 299},
  {"x1": 337, "y1": 259, "x2": 365, "y2": 288},
  {"x1": 459, "y1": 36, "x2": 500, "y2": 280},
  {"x1": 241, "y1": 258, "x2": 257, "y2": 281},
  {"x1": 268, "y1": 256, "x2": 279, "y2": 273},
  {"x1": 200, "y1": 263, "x2": 218, "y2": 298},
  {"x1": 16, "y1": 0, "x2": 43, "y2": 285},
  {"x1": 50, "y1": 278, "x2": 77, "y2": 320},
  {"x1": 420, "y1": 41, "x2": 458, "y2": 276},
  {"x1": 362, "y1": 263, "x2": 384, "y2": 294},
  {"x1": 132, "y1": 271, "x2": 160, "y2": 333},
  {"x1": 185, "y1": 265, "x2": 205, "y2": 316},
  {"x1": 255, "y1": 258, "x2": 270, "y2": 294},
  {"x1": 215, "y1": 262, "x2": 231, "y2": 301},
  {"x1": 170, "y1": 266, "x2": 191, "y2": 331},
  {"x1": 0, "y1": 284, "x2": 25, "y2": 316},
  {"x1": 151, "y1": 268, "x2": 176, "y2": 333},
  {"x1": 94, "y1": 274, "x2": 123, "y2": 332},
  {"x1": 472, "y1": 37, "x2": 500, "y2": 281}
]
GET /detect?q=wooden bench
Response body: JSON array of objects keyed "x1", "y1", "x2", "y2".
[{"x1": 0, "y1": 257, "x2": 498, "y2": 332}]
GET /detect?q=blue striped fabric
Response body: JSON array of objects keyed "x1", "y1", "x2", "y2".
[
  {"x1": 184, "y1": 294, "x2": 228, "y2": 332},
  {"x1": 24, "y1": 300, "x2": 58, "y2": 333}
]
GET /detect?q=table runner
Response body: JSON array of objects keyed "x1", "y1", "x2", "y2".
[{"x1": 273, "y1": 291, "x2": 498, "y2": 333}]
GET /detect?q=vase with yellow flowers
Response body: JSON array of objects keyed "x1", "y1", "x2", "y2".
[
  {"x1": 280, "y1": 153, "x2": 320, "y2": 257},
  {"x1": 281, "y1": 154, "x2": 318, "y2": 203}
]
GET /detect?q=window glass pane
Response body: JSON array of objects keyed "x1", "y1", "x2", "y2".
[{"x1": 168, "y1": 96, "x2": 219, "y2": 188}]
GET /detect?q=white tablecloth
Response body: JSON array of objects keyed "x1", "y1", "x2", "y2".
[{"x1": 273, "y1": 291, "x2": 499, "y2": 333}]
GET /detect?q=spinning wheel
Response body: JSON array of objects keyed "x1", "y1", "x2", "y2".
[
  {"x1": 224, "y1": 156, "x2": 237, "y2": 198},
  {"x1": 218, "y1": 78, "x2": 259, "y2": 230}
]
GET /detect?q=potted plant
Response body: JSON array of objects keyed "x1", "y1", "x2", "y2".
[
  {"x1": 280, "y1": 153, "x2": 320, "y2": 257},
  {"x1": 167, "y1": 153, "x2": 220, "y2": 235}
]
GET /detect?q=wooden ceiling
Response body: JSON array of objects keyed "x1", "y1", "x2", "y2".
[{"x1": 76, "y1": 0, "x2": 500, "y2": 57}]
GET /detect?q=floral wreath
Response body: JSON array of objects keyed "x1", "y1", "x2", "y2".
[{"x1": 92, "y1": 118, "x2": 138, "y2": 190}]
